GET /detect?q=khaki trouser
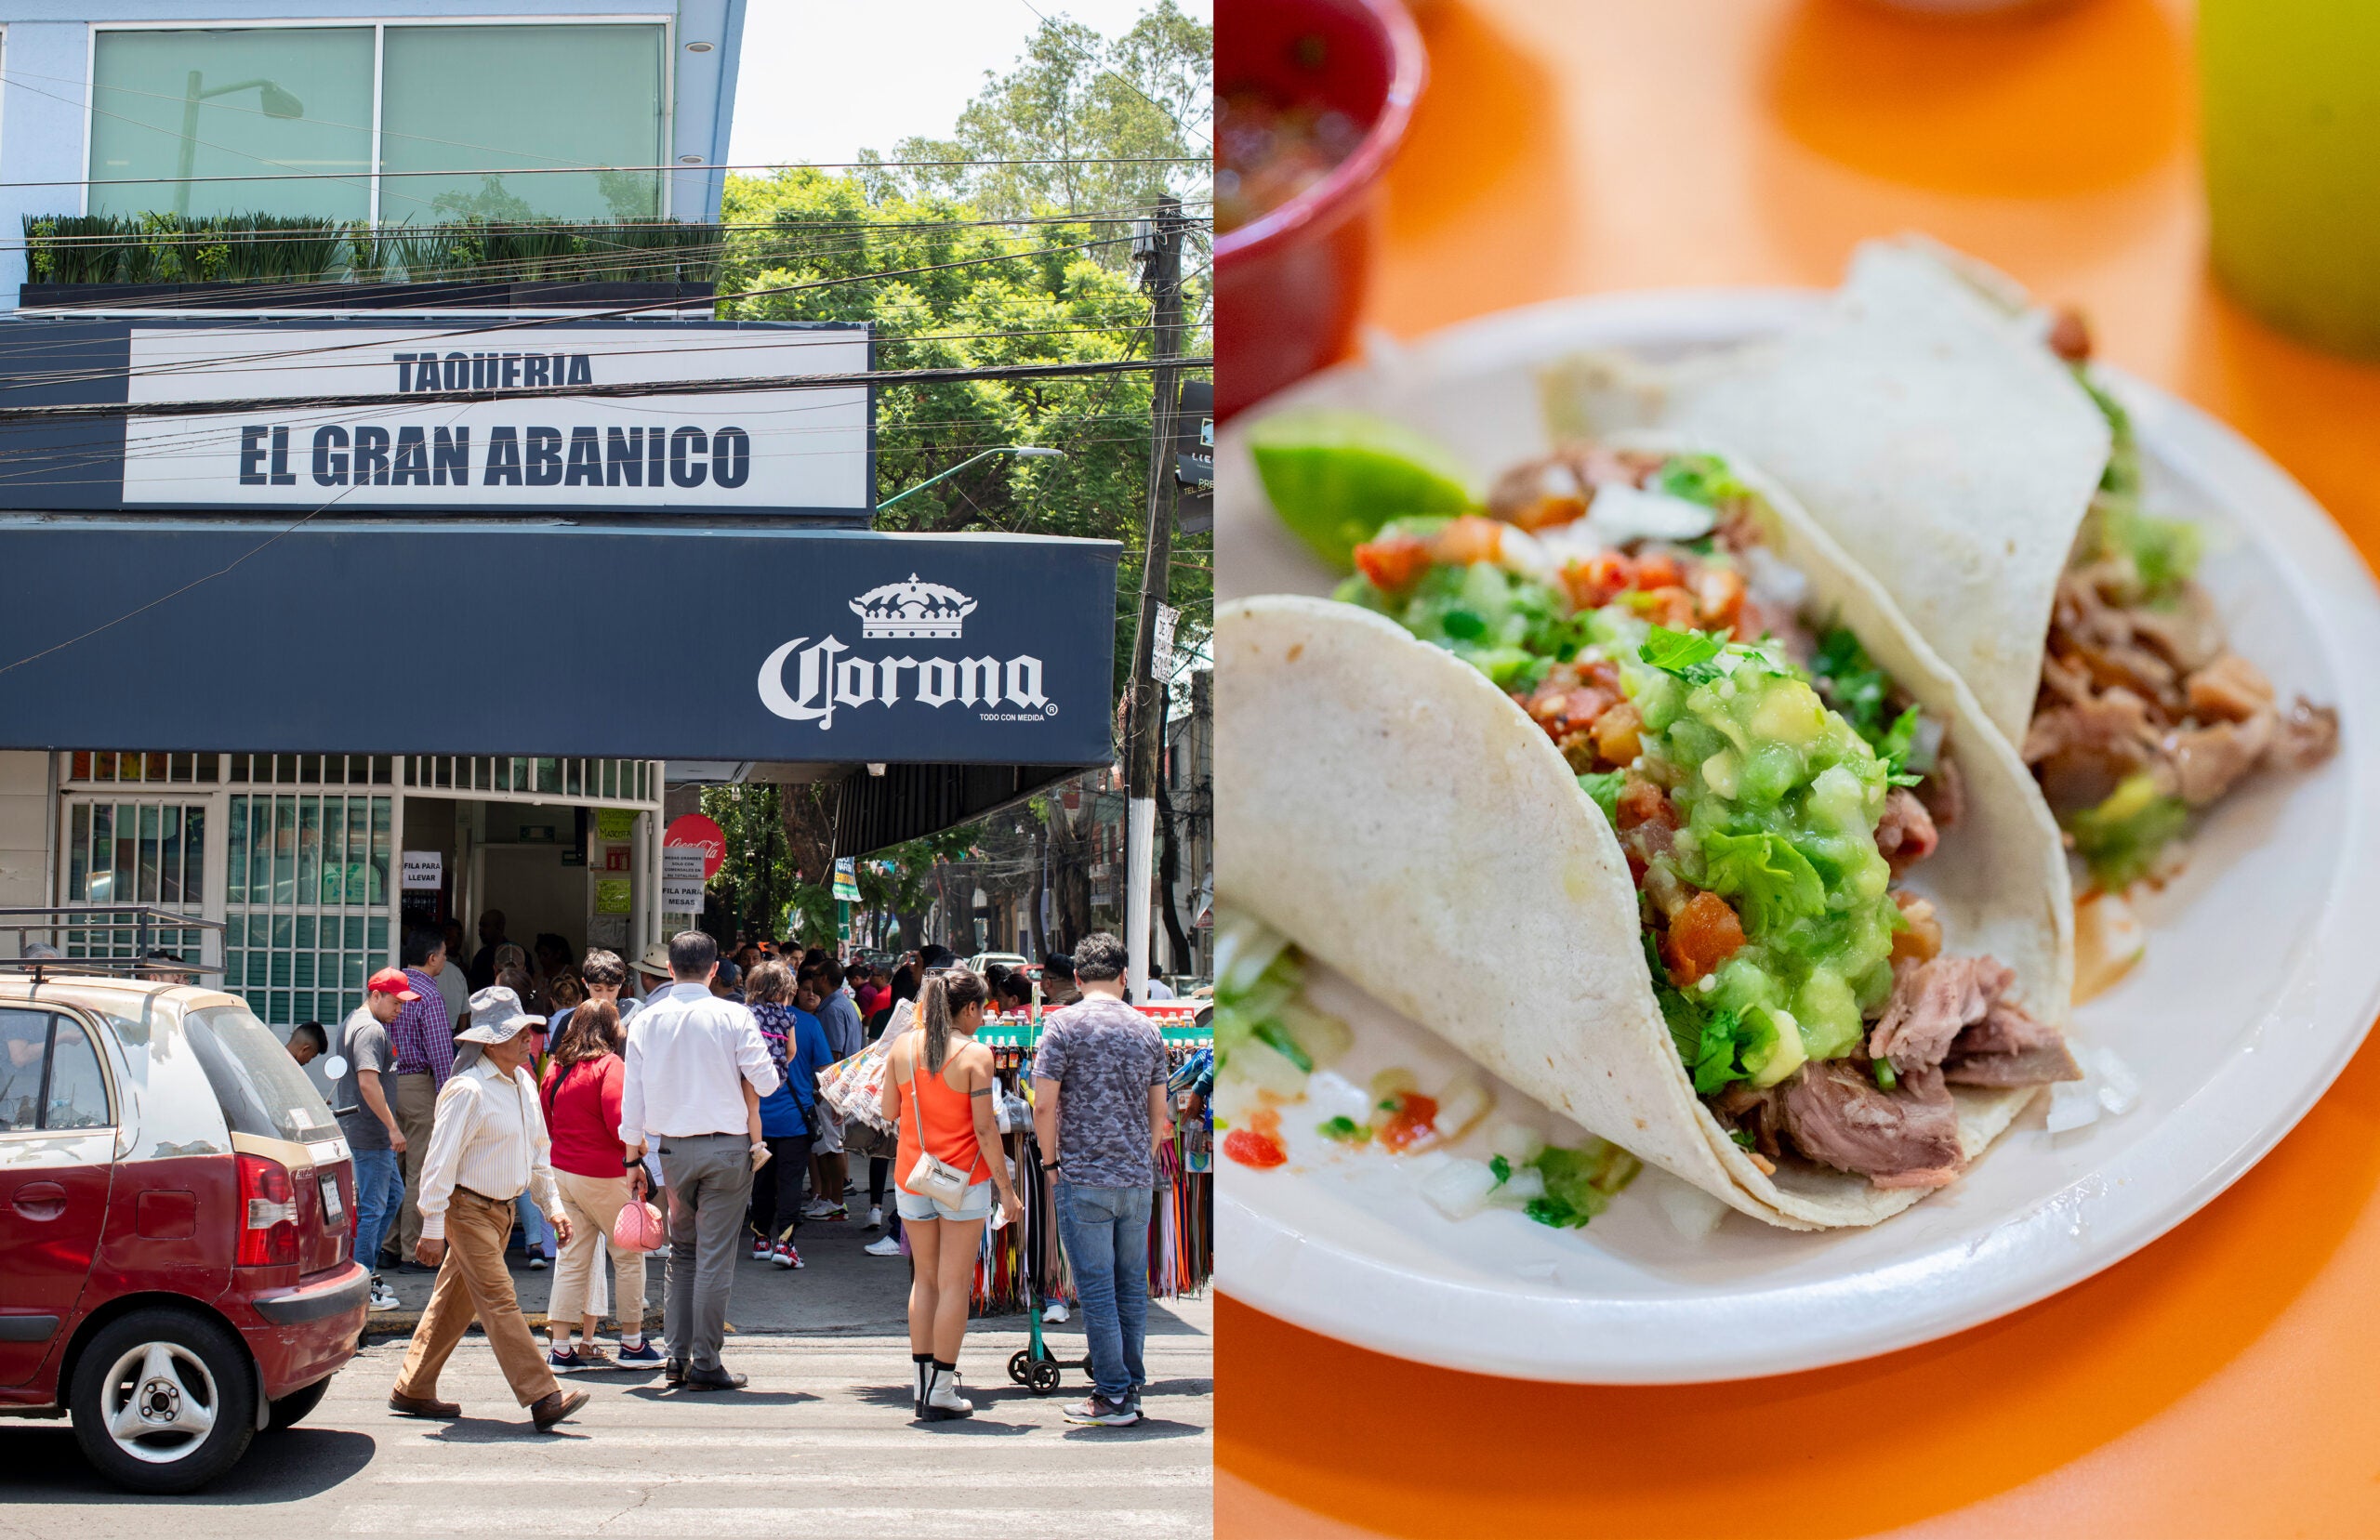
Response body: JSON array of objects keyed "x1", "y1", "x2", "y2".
[
  {"x1": 548, "y1": 1168, "x2": 647, "y2": 1336},
  {"x1": 393, "y1": 1073, "x2": 438, "y2": 1257},
  {"x1": 394, "y1": 1187, "x2": 559, "y2": 1409}
]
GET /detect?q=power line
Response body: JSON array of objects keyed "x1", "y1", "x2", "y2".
[
  {"x1": 7, "y1": 156, "x2": 1209, "y2": 194},
  {"x1": 0, "y1": 352, "x2": 1212, "y2": 427}
]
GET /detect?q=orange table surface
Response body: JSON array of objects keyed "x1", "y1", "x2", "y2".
[{"x1": 1216, "y1": 2, "x2": 2380, "y2": 1536}]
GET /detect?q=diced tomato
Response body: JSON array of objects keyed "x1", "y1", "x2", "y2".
[
  {"x1": 1640, "y1": 585, "x2": 1698, "y2": 628},
  {"x1": 1375, "y1": 1093, "x2": 1440, "y2": 1153},
  {"x1": 1354, "y1": 533, "x2": 1433, "y2": 594},
  {"x1": 1223, "y1": 1128, "x2": 1288, "y2": 1168},
  {"x1": 1434, "y1": 514, "x2": 1508, "y2": 567},
  {"x1": 1662, "y1": 889, "x2": 1748, "y2": 986},
  {"x1": 1592, "y1": 700, "x2": 1643, "y2": 767},
  {"x1": 1614, "y1": 775, "x2": 1676, "y2": 833},
  {"x1": 1631, "y1": 551, "x2": 1684, "y2": 591},
  {"x1": 1694, "y1": 566, "x2": 1746, "y2": 629},
  {"x1": 1510, "y1": 494, "x2": 1588, "y2": 532},
  {"x1": 1563, "y1": 551, "x2": 1635, "y2": 610}
]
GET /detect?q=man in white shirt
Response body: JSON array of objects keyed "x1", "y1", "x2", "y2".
[
  {"x1": 390, "y1": 985, "x2": 587, "y2": 1432},
  {"x1": 621, "y1": 931, "x2": 778, "y2": 1390}
]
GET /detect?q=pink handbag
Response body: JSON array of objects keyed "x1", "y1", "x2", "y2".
[{"x1": 612, "y1": 1197, "x2": 666, "y2": 1253}]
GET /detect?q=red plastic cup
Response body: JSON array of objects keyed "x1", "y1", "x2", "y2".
[{"x1": 1215, "y1": 0, "x2": 1426, "y2": 422}]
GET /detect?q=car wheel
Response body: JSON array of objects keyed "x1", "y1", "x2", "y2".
[
  {"x1": 265, "y1": 1375, "x2": 332, "y2": 1431},
  {"x1": 68, "y1": 1308, "x2": 257, "y2": 1494}
]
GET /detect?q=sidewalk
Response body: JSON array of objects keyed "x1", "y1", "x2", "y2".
[{"x1": 364, "y1": 1192, "x2": 1209, "y2": 1346}]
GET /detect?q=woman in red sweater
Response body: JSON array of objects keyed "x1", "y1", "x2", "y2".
[{"x1": 538, "y1": 1001, "x2": 661, "y2": 1369}]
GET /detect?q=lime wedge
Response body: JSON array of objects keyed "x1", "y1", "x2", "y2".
[{"x1": 1248, "y1": 409, "x2": 1477, "y2": 571}]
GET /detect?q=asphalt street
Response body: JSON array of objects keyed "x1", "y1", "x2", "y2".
[{"x1": 0, "y1": 1212, "x2": 1213, "y2": 1538}]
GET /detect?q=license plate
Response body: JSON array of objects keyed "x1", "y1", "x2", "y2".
[{"x1": 318, "y1": 1172, "x2": 344, "y2": 1227}]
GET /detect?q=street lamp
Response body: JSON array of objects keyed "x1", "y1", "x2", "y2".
[
  {"x1": 878, "y1": 445, "x2": 1064, "y2": 510},
  {"x1": 176, "y1": 72, "x2": 306, "y2": 217}
]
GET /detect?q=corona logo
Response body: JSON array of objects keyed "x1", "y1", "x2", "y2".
[
  {"x1": 760, "y1": 575, "x2": 1053, "y2": 731},
  {"x1": 849, "y1": 574, "x2": 976, "y2": 639}
]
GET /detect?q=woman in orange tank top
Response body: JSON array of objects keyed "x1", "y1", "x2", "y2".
[{"x1": 878, "y1": 967, "x2": 1024, "y2": 1422}]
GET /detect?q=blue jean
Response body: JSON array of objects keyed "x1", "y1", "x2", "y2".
[
  {"x1": 1054, "y1": 1180, "x2": 1153, "y2": 1402},
  {"x1": 516, "y1": 1191, "x2": 554, "y2": 1257},
  {"x1": 352, "y1": 1149, "x2": 403, "y2": 1272}
]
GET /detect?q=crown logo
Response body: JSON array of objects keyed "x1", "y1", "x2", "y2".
[{"x1": 850, "y1": 574, "x2": 978, "y2": 639}]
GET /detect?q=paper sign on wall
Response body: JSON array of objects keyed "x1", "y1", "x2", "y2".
[
  {"x1": 401, "y1": 850, "x2": 443, "y2": 890},
  {"x1": 661, "y1": 847, "x2": 707, "y2": 914},
  {"x1": 596, "y1": 809, "x2": 638, "y2": 840}
]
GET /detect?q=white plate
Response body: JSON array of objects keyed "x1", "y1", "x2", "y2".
[{"x1": 1214, "y1": 288, "x2": 2380, "y2": 1384}]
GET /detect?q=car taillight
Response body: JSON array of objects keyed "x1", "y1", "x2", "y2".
[{"x1": 235, "y1": 1152, "x2": 298, "y2": 1267}]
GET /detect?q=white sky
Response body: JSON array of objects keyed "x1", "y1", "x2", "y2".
[{"x1": 726, "y1": 0, "x2": 1211, "y2": 168}]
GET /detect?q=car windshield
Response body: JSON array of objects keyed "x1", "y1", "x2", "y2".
[{"x1": 184, "y1": 1003, "x2": 337, "y2": 1144}]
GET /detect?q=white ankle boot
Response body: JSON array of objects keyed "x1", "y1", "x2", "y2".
[{"x1": 923, "y1": 1362, "x2": 972, "y2": 1420}]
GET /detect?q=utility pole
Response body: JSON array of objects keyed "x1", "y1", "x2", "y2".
[{"x1": 1124, "y1": 195, "x2": 1185, "y2": 999}]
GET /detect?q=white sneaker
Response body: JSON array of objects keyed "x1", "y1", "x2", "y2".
[
  {"x1": 921, "y1": 1364, "x2": 972, "y2": 1421},
  {"x1": 866, "y1": 1204, "x2": 883, "y2": 1230},
  {"x1": 1042, "y1": 1300, "x2": 1069, "y2": 1324},
  {"x1": 800, "y1": 1197, "x2": 836, "y2": 1218},
  {"x1": 368, "y1": 1278, "x2": 401, "y2": 1311},
  {"x1": 864, "y1": 1233, "x2": 904, "y2": 1257}
]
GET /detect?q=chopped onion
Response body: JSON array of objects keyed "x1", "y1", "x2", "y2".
[
  {"x1": 2045, "y1": 1075, "x2": 2101, "y2": 1133},
  {"x1": 1279, "y1": 1000, "x2": 1353, "y2": 1069},
  {"x1": 1432, "y1": 1073, "x2": 1493, "y2": 1144},
  {"x1": 1484, "y1": 1118, "x2": 1548, "y2": 1165},
  {"x1": 1224, "y1": 1038, "x2": 1309, "y2": 1102},
  {"x1": 1368, "y1": 1065, "x2": 1419, "y2": 1100},
  {"x1": 1485, "y1": 1164, "x2": 1546, "y2": 1207},
  {"x1": 1215, "y1": 913, "x2": 1290, "y2": 995},
  {"x1": 1419, "y1": 1157, "x2": 1501, "y2": 1222},
  {"x1": 2091, "y1": 1046, "x2": 2141, "y2": 1116},
  {"x1": 1645, "y1": 1168, "x2": 1729, "y2": 1242},
  {"x1": 1582, "y1": 481, "x2": 1718, "y2": 545}
]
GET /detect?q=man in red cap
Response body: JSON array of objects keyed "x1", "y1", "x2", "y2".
[{"x1": 335, "y1": 967, "x2": 421, "y2": 1314}]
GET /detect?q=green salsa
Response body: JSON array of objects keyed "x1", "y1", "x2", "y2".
[{"x1": 1341, "y1": 476, "x2": 1907, "y2": 1083}]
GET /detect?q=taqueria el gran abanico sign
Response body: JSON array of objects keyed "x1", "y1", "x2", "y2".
[{"x1": 0, "y1": 316, "x2": 871, "y2": 518}]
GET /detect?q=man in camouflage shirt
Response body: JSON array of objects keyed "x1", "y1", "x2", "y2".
[{"x1": 1032, "y1": 931, "x2": 1171, "y2": 1428}]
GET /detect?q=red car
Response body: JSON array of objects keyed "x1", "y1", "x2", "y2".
[{"x1": 0, "y1": 966, "x2": 365, "y2": 1492}]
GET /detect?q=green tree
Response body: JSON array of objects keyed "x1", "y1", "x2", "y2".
[{"x1": 891, "y1": 0, "x2": 1211, "y2": 247}]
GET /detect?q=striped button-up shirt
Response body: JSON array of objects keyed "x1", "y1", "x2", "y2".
[{"x1": 389, "y1": 965, "x2": 457, "y2": 1087}]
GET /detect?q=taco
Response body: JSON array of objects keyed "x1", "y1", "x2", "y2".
[
  {"x1": 1541, "y1": 238, "x2": 2339, "y2": 902},
  {"x1": 1220, "y1": 433, "x2": 2079, "y2": 1230}
]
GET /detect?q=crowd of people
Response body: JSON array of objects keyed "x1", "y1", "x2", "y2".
[{"x1": 314, "y1": 912, "x2": 1176, "y2": 1433}]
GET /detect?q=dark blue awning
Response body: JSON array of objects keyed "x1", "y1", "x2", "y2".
[{"x1": 0, "y1": 519, "x2": 1118, "y2": 766}]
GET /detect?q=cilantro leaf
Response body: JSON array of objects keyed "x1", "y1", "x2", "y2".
[
  {"x1": 1316, "y1": 1114, "x2": 1368, "y2": 1144},
  {"x1": 1639, "y1": 625, "x2": 1728, "y2": 685},
  {"x1": 1811, "y1": 625, "x2": 1891, "y2": 741},
  {"x1": 1577, "y1": 770, "x2": 1627, "y2": 823},
  {"x1": 1876, "y1": 704, "x2": 1926, "y2": 787},
  {"x1": 1728, "y1": 1127, "x2": 1755, "y2": 1150},
  {"x1": 1523, "y1": 1141, "x2": 1644, "y2": 1230},
  {"x1": 1488, "y1": 1153, "x2": 1512, "y2": 1184},
  {"x1": 1698, "y1": 829, "x2": 1827, "y2": 931},
  {"x1": 1654, "y1": 453, "x2": 1750, "y2": 508}
]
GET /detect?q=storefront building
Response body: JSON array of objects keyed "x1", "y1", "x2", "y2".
[{"x1": 0, "y1": 3, "x2": 1124, "y2": 1030}]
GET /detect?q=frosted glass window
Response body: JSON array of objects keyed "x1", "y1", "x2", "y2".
[
  {"x1": 379, "y1": 25, "x2": 668, "y2": 222},
  {"x1": 89, "y1": 29, "x2": 375, "y2": 220}
]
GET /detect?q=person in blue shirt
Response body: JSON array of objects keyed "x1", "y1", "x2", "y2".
[{"x1": 744, "y1": 961, "x2": 835, "y2": 1269}]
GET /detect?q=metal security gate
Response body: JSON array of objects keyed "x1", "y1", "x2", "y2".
[{"x1": 57, "y1": 751, "x2": 665, "y2": 1030}]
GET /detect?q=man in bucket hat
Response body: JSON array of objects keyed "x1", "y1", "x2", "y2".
[{"x1": 390, "y1": 985, "x2": 588, "y2": 1432}]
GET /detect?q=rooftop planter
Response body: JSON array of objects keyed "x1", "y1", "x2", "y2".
[{"x1": 21, "y1": 213, "x2": 724, "y2": 288}]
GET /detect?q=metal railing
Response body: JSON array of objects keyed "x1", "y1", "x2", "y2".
[{"x1": 0, "y1": 905, "x2": 227, "y2": 980}]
